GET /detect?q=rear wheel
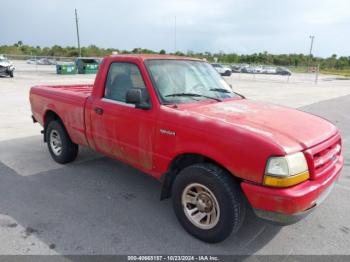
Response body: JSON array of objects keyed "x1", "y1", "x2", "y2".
[
  {"x1": 172, "y1": 163, "x2": 245, "y2": 243},
  {"x1": 9, "y1": 71, "x2": 14, "y2": 78},
  {"x1": 46, "y1": 120, "x2": 78, "y2": 164}
]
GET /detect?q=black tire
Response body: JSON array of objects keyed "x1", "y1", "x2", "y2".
[
  {"x1": 225, "y1": 71, "x2": 232, "y2": 76},
  {"x1": 172, "y1": 163, "x2": 245, "y2": 243},
  {"x1": 46, "y1": 120, "x2": 78, "y2": 164},
  {"x1": 9, "y1": 71, "x2": 14, "y2": 78}
]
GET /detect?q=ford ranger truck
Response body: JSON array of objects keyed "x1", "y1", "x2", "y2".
[{"x1": 30, "y1": 55, "x2": 343, "y2": 243}]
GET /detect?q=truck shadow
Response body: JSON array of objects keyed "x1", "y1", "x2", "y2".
[{"x1": 0, "y1": 136, "x2": 281, "y2": 255}]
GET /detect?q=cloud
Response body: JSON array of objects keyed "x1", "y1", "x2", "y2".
[
  {"x1": 1, "y1": 0, "x2": 349, "y2": 57},
  {"x1": 301, "y1": 0, "x2": 350, "y2": 25}
]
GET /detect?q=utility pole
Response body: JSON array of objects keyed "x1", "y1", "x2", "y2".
[
  {"x1": 307, "y1": 35, "x2": 315, "y2": 72},
  {"x1": 174, "y1": 16, "x2": 177, "y2": 53},
  {"x1": 75, "y1": 8, "x2": 81, "y2": 57}
]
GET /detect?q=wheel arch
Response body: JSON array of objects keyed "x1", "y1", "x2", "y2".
[
  {"x1": 43, "y1": 110, "x2": 67, "y2": 142},
  {"x1": 160, "y1": 152, "x2": 240, "y2": 200}
]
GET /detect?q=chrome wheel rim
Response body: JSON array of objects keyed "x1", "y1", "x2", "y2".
[
  {"x1": 50, "y1": 129, "x2": 62, "y2": 156},
  {"x1": 181, "y1": 183, "x2": 220, "y2": 230}
]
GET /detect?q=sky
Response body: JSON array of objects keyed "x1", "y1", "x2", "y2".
[{"x1": 1, "y1": 0, "x2": 349, "y2": 57}]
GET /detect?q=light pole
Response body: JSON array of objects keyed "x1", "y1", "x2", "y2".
[
  {"x1": 307, "y1": 35, "x2": 315, "y2": 72},
  {"x1": 75, "y1": 8, "x2": 81, "y2": 58},
  {"x1": 174, "y1": 16, "x2": 177, "y2": 53}
]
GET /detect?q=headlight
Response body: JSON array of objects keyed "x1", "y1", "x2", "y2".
[{"x1": 264, "y1": 152, "x2": 309, "y2": 187}]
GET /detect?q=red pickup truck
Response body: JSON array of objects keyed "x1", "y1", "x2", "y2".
[{"x1": 30, "y1": 54, "x2": 343, "y2": 243}]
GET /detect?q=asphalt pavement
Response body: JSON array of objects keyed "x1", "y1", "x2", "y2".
[{"x1": 0, "y1": 63, "x2": 349, "y2": 255}]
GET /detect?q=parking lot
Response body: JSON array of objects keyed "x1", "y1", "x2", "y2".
[{"x1": 0, "y1": 61, "x2": 349, "y2": 255}]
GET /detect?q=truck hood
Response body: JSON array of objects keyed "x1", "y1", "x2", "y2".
[{"x1": 181, "y1": 99, "x2": 338, "y2": 153}]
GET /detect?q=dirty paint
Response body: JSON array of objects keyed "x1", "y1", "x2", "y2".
[{"x1": 30, "y1": 54, "x2": 344, "y2": 222}]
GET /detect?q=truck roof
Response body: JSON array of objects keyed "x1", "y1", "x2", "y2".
[{"x1": 108, "y1": 54, "x2": 203, "y2": 62}]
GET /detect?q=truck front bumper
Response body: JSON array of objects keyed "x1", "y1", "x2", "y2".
[{"x1": 241, "y1": 155, "x2": 343, "y2": 225}]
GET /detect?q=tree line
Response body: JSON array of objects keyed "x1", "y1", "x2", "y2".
[{"x1": 1, "y1": 42, "x2": 349, "y2": 70}]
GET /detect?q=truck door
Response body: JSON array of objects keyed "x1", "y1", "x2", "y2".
[{"x1": 89, "y1": 62, "x2": 156, "y2": 172}]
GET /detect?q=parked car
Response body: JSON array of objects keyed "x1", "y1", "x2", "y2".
[
  {"x1": 230, "y1": 64, "x2": 242, "y2": 73},
  {"x1": 48, "y1": 58, "x2": 57, "y2": 65},
  {"x1": 241, "y1": 65, "x2": 257, "y2": 74},
  {"x1": 254, "y1": 65, "x2": 263, "y2": 74},
  {"x1": 30, "y1": 54, "x2": 343, "y2": 243},
  {"x1": 211, "y1": 63, "x2": 232, "y2": 76},
  {"x1": 0, "y1": 55, "x2": 15, "y2": 77},
  {"x1": 27, "y1": 58, "x2": 56, "y2": 65},
  {"x1": 26, "y1": 58, "x2": 38, "y2": 64},
  {"x1": 263, "y1": 66, "x2": 277, "y2": 74},
  {"x1": 37, "y1": 58, "x2": 57, "y2": 65},
  {"x1": 276, "y1": 66, "x2": 292, "y2": 76},
  {"x1": 237, "y1": 64, "x2": 249, "y2": 73}
]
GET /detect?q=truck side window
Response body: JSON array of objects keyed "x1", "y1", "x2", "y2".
[{"x1": 104, "y1": 62, "x2": 148, "y2": 103}]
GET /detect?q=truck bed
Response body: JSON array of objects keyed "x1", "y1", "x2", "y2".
[{"x1": 30, "y1": 84, "x2": 94, "y2": 146}]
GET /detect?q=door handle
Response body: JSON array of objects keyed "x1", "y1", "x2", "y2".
[{"x1": 94, "y1": 107, "x2": 104, "y2": 115}]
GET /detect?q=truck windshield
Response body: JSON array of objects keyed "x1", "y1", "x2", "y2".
[{"x1": 145, "y1": 60, "x2": 238, "y2": 104}]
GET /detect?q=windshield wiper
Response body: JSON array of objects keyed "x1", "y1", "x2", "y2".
[
  {"x1": 209, "y1": 88, "x2": 246, "y2": 99},
  {"x1": 165, "y1": 93, "x2": 222, "y2": 102},
  {"x1": 209, "y1": 88, "x2": 232, "y2": 93}
]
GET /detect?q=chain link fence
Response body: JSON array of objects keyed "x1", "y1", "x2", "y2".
[
  {"x1": 1, "y1": 54, "x2": 103, "y2": 75},
  {"x1": 1, "y1": 54, "x2": 326, "y2": 84}
]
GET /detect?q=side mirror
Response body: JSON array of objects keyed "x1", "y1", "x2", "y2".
[{"x1": 125, "y1": 88, "x2": 151, "y2": 110}]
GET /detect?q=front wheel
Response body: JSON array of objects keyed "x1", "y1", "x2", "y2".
[
  {"x1": 46, "y1": 120, "x2": 78, "y2": 164},
  {"x1": 172, "y1": 163, "x2": 245, "y2": 243}
]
